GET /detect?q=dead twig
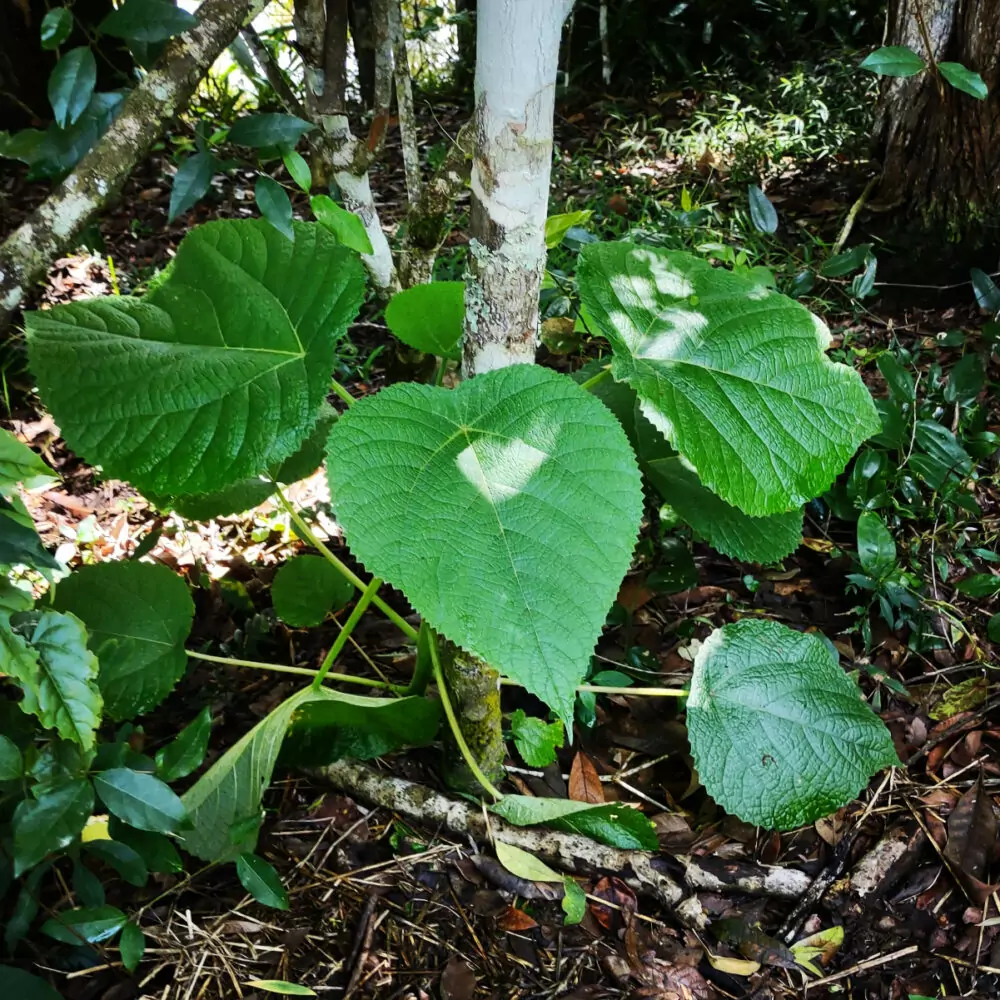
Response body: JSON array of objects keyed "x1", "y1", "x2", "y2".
[{"x1": 312, "y1": 760, "x2": 813, "y2": 912}]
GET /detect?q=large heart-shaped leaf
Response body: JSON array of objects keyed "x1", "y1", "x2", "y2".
[
  {"x1": 645, "y1": 455, "x2": 802, "y2": 563},
  {"x1": 578, "y1": 243, "x2": 879, "y2": 516},
  {"x1": 52, "y1": 560, "x2": 194, "y2": 719},
  {"x1": 686, "y1": 618, "x2": 900, "y2": 829},
  {"x1": 326, "y1": 365, "x2": 643, "y2": 721},
  {"x1": 27, "y1": 220, "x2": 365, "y2": 498}
]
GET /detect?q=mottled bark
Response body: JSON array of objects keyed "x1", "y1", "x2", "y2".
[
  {"x1": 0, "y1": 0, "x2": 253, "y2": 333},
  {"x1": 397, "y1": 122, "x2": 473, "y2": 287},
  {"x1": 316, "y1": 760, "x2": 815, "y2": 908},
  {"x1": 875, "y1": 0, "x2": 1000, "y2": 238},
  {"x1": 462, "y1": 0, "x2": 575, "y2": 376},
  {"x1": 389, "y1": 0, "x2": 422, "y2": 208},
  {"x1": 293, "y1": 0, "x2": 397, "y2": 290},
  {"x1": 438, "y1": 641, "x2": 505, "y2": 793}
]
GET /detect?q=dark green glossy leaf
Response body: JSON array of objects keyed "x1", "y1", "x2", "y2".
[
  {"x1": 41, "y1": 904, "x2": 127, "y2": 944},
  {"x1": 970, "y1": 268, "x2": 1000, "y2": 312},
  {"x1": 236, "y1": 852, "x2": 289, "y2": 909},
  {"x1": 0, "y1": 496, "x2": 60, "y2": 570},
  {"x1": 229, "y1": 113, "x2": 315, "y2": 147},
  {"x1": 120, "y1": 920, "x2": 145, "y2": 973},
  {"x1": 956, "y1": 574, "x2": 1000, "y2": 598},
  {"x1": 0, "y1": 966, "x2": 63, "y2": 1000},
  {"x1": 859, "y1": 45, "x2": 926, "y2": 77},
  {"x1": 40, "y1": 8, "x2": 74, "y2": 49},
  {"x1": 169, "y1": 151, "x2": 217, "y2": 222},
  {"x1": 95, "y1": 768, "x2": 189, "y2": 834},
  {"x1": 85, "y1": 839, "x2": 149, "y2": 886},
  {"x1": 156, "y1": 706, "x2": 212, "y2": 782},
  {"x1": 857, "y1": 511, "x2": 896, "y2": 579},
  {"x1": 48, "y1": 47, "x2": 97, "y2": 127},
  {"x1": 256, "y1": 176, "x2": 294, "y2": 241},
  {"x1": 0, "y1": 733, "x2": 23, "y2": 780},
  {"x1": 877, "y1": 353, "x2": 914, "y2": 403},
  {"x1": 100, "y1": 0, "x2": 197, "y2": 41},
  {"x1": 939, "y1": 62, "x2": 988, "y2": 100},
  {"x1": 820, "y1": 243, "x2": 872, "y2": 278},
  {"x1": 747, "y1": 185, "x2": 777, "y2": 233},
  {"x1": 12, "y1": 779, "x2": 93, "y2": 876},
  {"x1": 108, "y1": 821, "x2": 183, "y2": 873}
]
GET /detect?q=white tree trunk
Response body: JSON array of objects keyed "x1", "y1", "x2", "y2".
[{"x1": 461, "y1": 0, "x2": 574, "y2": 377}]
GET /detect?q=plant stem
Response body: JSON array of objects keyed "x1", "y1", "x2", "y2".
[
  {"x1": 578, "y1": 685, "x2": 688, "y2": 697},
  {"x1": 578, "y1": 366, "x2": 611, "y2": 392},
  {"x1": 272, "y1": 484, "x2": 419, "y2": 641},
  {"x1": 186, "y1": 649, "x2": 405, "y2": 692},
  {"x1": 434, "y1": 359, "x2": 447, "y2": 386},
  {"x1": 428, "y1": 632, "x2": 504, "y2": 801},
  {"x1": 314, "y1": 576, "x2": 382, "y2": 687},
  {"x1": 330, "y1": 377, "x2": 356, "y2": 407}
]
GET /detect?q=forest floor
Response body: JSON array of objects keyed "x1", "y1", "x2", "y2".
[{"x1": 2, "y1": 80, "x2": 1000, "y2": 1000}]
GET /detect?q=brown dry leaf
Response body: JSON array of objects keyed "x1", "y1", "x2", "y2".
[
  {"x1": 440, "y1": 955, "x2": 477, "y2": 1000},
  {"x1": 637, "y1": 958, "x2": 714, "y2": 998},
  {"x1": 497, "y1": 906, "x2": 538, "y2": 932},
  {"x1": 570, "y1": 752, "x2": 605, "y2": 804},
  {"x1": 944, "y1": 773, "x2": 998, "y2": 903},
  {"x1": 815, "y1": 808, "x2": 850, "y2": 846},
  {"x1": 591, "y1": 875, "x2": 637, "y2": 930},
  {"x1": 617, "y1": 578, "x2": 654, "y2": 613},
  {"x1": 607, "y1": 193, "x2": 629, "y2": 215}
]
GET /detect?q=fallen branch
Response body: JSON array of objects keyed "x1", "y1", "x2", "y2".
[
  {"x1": 314, "y1": 760, "x2": 813, "y2": 911},
  {"x1": 0, "y1": 0, "x2": 254, "y2": 334}
]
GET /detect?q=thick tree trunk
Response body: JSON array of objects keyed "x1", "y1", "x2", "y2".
[
  {"x1": 875, "y1": 0, "x2": 1000, "y2": 239},
  {"x1": 461, "y1": 0, "x2": 574, "y2": 376},
  {"x1": 0, "y1": 0, "x2": 252, "y2": 333}
]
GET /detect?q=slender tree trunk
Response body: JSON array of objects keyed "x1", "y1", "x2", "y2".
[
  {"x1": 874, "y1": 0, "x2": 1000, "y2": 240},
  {"x1": 389, "y1": 0, "x2": 422, "y2": 209},
  {"x1": 0, "y1": 0, "x2": 253, "y2": 333},
  {"x1": 294, "y1": 0, "x2": 398, "y2": 291},
  {"x1": 397, "y1": 122, "x2": 473, "y2": 288},
  {"x1": 461, "y1": 0, "x2": 574, "y2": 376},
  {"x1": 348, "y1": 0, "x2": 377, "y2": 108},
  {"x1": 453, "y1": 0, "x2": 476, "y2": 94},
  {"x1": 599, "y1": 0, "x2": 611, "y2": 85}
]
